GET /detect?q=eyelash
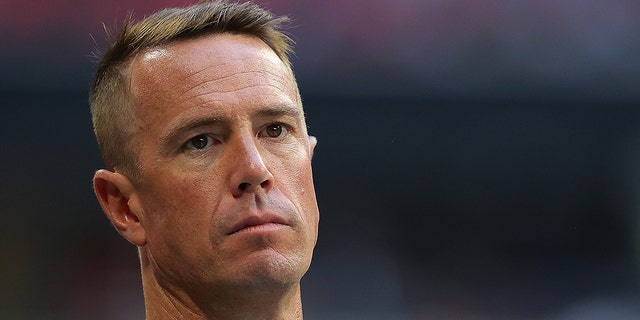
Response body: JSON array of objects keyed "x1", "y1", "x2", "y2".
[
  {"x1": 259, "y1": 122, "x2": 290, "y2": 138},
  {"x1": 182, "y1": 122, "x2": 293, "y2": 151},
  {"x1": 183, "y1": 135, "x2": 217, "y2": 151}
]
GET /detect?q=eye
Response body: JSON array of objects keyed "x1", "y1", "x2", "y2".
[
  {"x1": 264, "y1": 123, "x2": 286, "y2": 138},
  {"x1": 184, "y1": 135, "x2": 214, "y2": 150}
]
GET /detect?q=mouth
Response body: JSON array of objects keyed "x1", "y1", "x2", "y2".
[{"x1": 227, "y1": 214, "x2": 290, "y2": 236}]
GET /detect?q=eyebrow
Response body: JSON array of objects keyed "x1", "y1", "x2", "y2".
[
  {"x1": 159, "y1": 116, "x2": 226, "y2": 153},
  {"x1": 254, "y1": 104, "x2": 303, "y2": 119},
  {"x1": 158, "y1": 104, "x2": 303, "y2": 152}
]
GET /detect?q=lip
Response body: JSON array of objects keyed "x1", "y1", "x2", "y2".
[{"x1": 227, "y1": 213, "x2": 290, "y2": 236}]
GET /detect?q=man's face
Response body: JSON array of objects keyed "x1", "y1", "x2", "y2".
[{"x1": 126, "y1": 34, "x2": 319, "y2": 293}]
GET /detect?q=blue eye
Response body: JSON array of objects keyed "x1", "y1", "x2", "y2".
[{"x1": 185, "y1": 135, "x2": 213, "y2": 150}]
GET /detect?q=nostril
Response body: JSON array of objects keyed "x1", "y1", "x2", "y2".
[{"x1": 237, "y1": 180, "x2": 270, "y2": 193}]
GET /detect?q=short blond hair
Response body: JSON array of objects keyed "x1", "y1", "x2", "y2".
[{"x1": 89, "y1": 0, "x2": 294, "y2": 179}]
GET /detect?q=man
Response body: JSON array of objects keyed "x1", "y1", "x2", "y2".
[{"x1": 89, "y1": 1, "x2": 319, "y2": 319}]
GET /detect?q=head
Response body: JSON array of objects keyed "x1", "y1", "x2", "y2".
[
  {"x1": 90, "y1": 0, "x2": 319, "y2": 314},
  {"x1": 90, "y1": 0, "x2": 295, "y2": 179}
]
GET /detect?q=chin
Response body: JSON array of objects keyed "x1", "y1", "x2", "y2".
[{"x1": 231, "y1": 248, "x2": 310, "y2": 292}]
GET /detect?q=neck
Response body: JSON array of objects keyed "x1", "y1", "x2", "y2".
[{"x1": 138, "y1": 252, "x2": 304, "y2": 320}]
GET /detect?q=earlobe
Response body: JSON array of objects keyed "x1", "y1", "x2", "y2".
[{"x1": 93, "y1": 169, "x2": 147, "y2": 247}]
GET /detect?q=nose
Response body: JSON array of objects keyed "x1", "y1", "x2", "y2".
[{"x1": 228, "y1": 132, "x2": 274, "y2": 197}]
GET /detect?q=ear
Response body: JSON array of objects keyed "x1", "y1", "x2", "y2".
[
  {"x1": 93, "y1": 169, "x2": 147, "y2": 247},
  {"x1": 308, "y1": 135, "x2": 317, "y2": 158}
]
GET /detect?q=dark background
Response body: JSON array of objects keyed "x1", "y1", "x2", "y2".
[{"x1": 2, "y1": 1, "x2": 640, "y2": 319}]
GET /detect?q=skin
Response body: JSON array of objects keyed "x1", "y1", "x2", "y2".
[{"x1": 93, "y1": 33, "x2": 319, "y2": 319}]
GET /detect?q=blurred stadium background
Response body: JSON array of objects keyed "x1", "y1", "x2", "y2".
[{"x1": 1, "y1": 0, "x2": 640, "y2": 319}]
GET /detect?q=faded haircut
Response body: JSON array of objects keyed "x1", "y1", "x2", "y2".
[{"x1": 89, "y1": 0, "x2": 294, "y2": 180}]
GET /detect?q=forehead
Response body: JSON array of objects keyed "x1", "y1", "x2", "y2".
[
  {"x1": 127, "y1": 33, "x2": 299, "y2": 119},
  {"x1": 133, "y1": 33, "x2": 286, "y2": 77}
]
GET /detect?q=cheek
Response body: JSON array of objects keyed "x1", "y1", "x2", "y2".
[
  {"x1": 141, "y1": 173, "x2": 222, "y2": 241},
  {"x1": 284, "y1": 162, "x2": 319, "y2": 230},
  {"x1": 140, "y1": 174, "x2": 225, "y2": 275}
]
